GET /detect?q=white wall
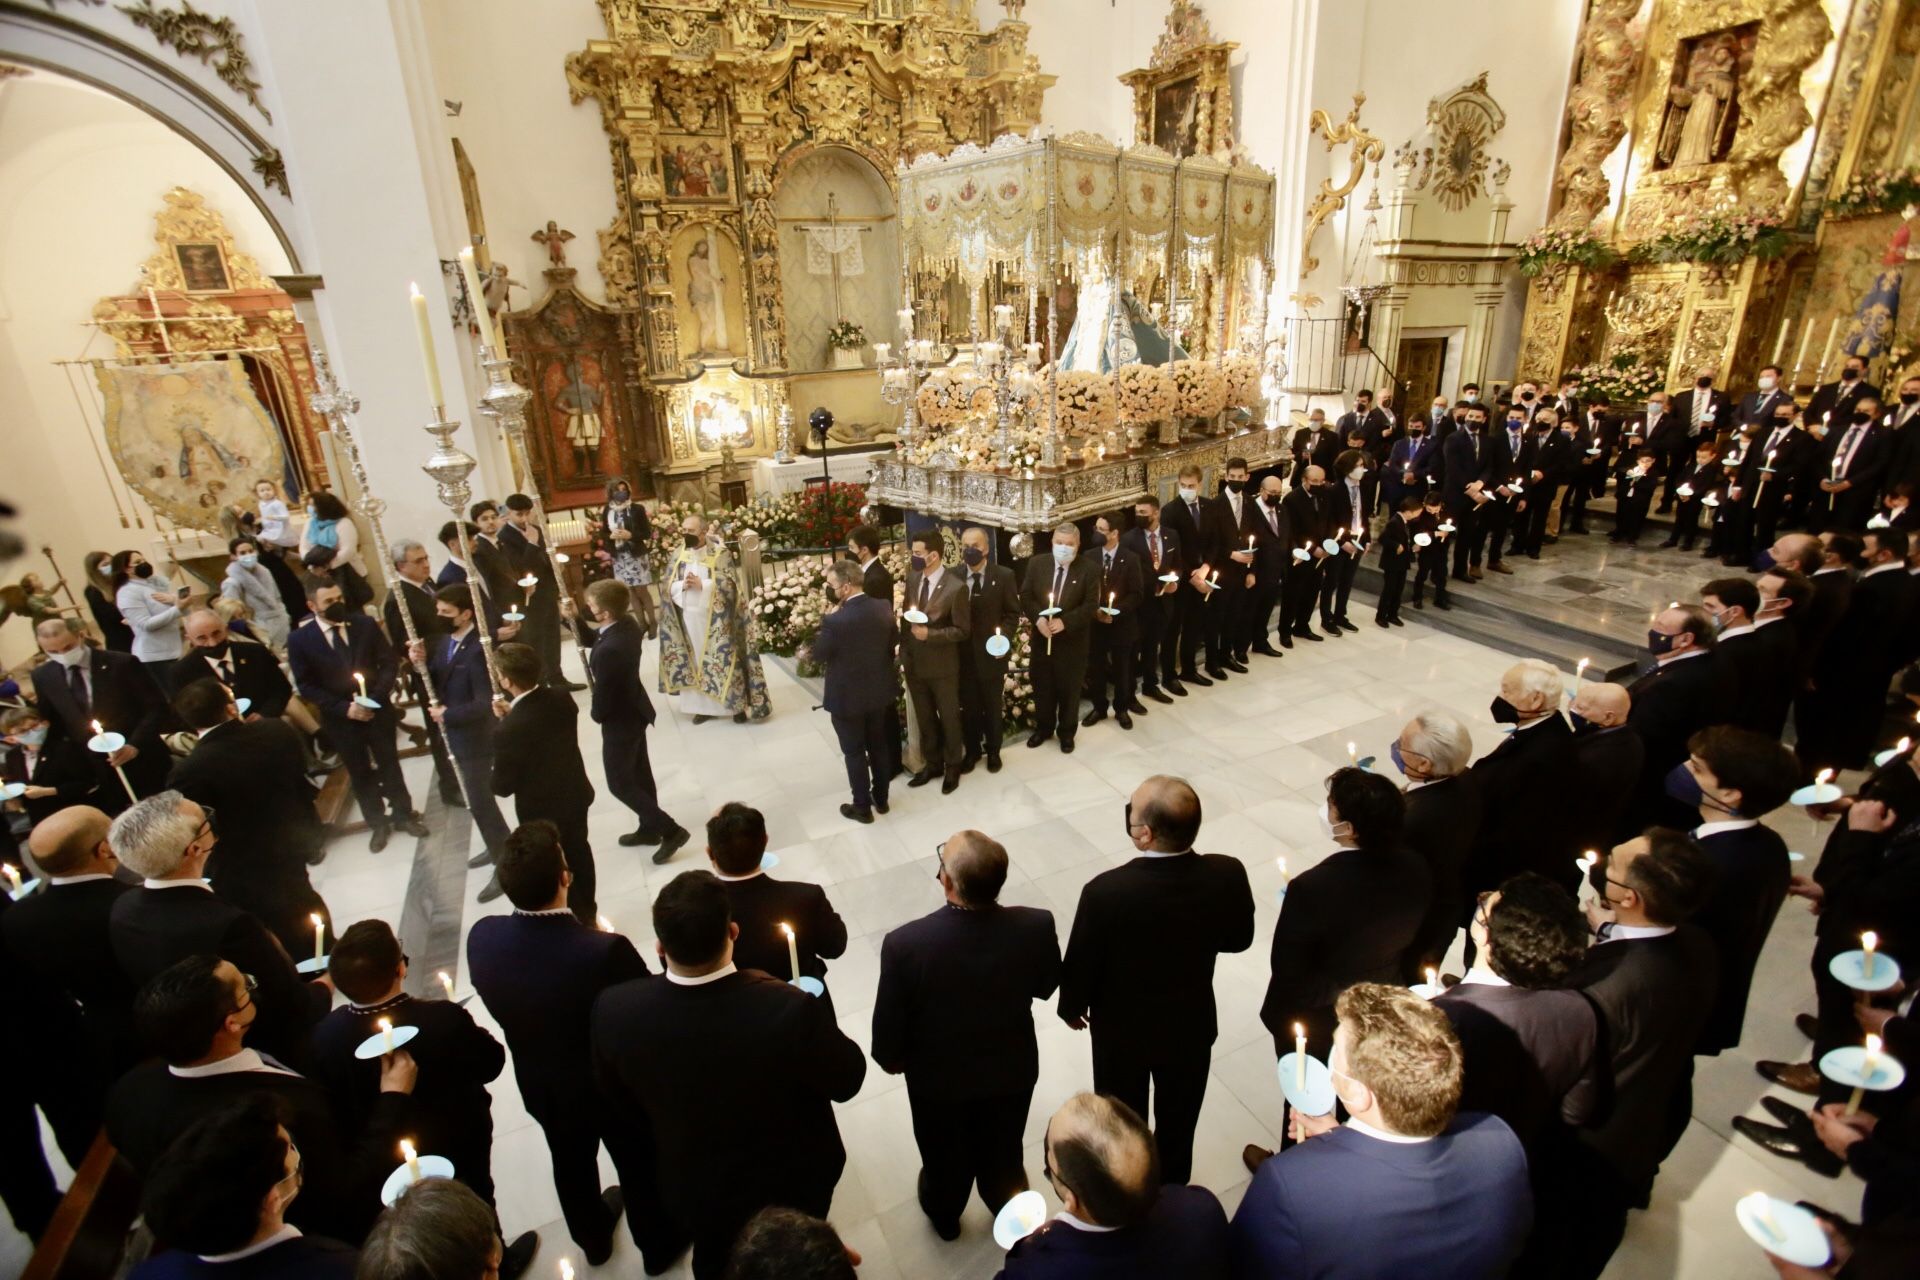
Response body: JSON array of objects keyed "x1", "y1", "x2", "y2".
[{"x1": 0, "y1": 70, "x2": 291, "y2": 666}]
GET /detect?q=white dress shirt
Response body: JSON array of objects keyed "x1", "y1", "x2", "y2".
[{"x1": 665, "y1": 962, "x2": 738, "y2": 987}]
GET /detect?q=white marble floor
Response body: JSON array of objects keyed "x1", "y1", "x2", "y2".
[{"x1": 5, "y1": 614, "x2": 1861, "y2": 1279}]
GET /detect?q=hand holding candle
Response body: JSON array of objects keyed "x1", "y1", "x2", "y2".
[
  {"x1": 354, "y1": 672, "x2": 369, "y2": 701},
  {"x1": 379, "y1": 1017, "x2": 396, "y2": 1053},
  {"x1": 781, "y1": 922, "x2": 801, "y2": 980},
  {"x1": 1293, "y1": 1022, "x2": 1306, "y2": 1089},
  {"x1": 311, "y1": 913, "x2": 325, "y2": 963}
]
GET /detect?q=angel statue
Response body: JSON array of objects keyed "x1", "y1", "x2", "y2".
[{"x1": 1659, "y1": 42, "x2": 1738, "y2": 169}]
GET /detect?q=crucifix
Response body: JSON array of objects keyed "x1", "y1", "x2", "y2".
[{"x1": 793, "y1": 192, "x2": 872, "y2": 321}]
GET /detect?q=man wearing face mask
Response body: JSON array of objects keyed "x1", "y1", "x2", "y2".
[
  {"x1": 1517, "y1": 409, "x2": 1578, "y2": 557},
  {"x1": 1200, "y1": 458, "x2": 1255, "y2": 677},
  {"x1": 1123, "y1": 498, "x2": 1190, "y2": 702},
  {"x1": 1241, "y1": 476, "x2": 1291, "y2": 656},
  {"x1": 1726, "y1": 401, "x2": 1807, "y2": 564},
  {"x1": 171, "y1": 609, "x2": 294, "y2": 723},
  {"x1": 956, "y1": 526, "x2": 1021, "y2": 772},
  {"x1": 1022, "y1": 524, "x2": 1101, "y2": 753},
  {"x1": 1749, "y1": 567, "x2": 1807, "y2": 737},
  {"x1": 1555, "y1": 374, "x2": 1584, "y2": 422},
  {"x1": 1815, "y1": 394, "x2": 1891, "y2": 531},
  {"x1": 1806, "y1": 353, "x2": 1881, "y2": 436},
  {"x1": 1082, "y1": 515, "x2": 1146, "y2": 730},
  {"x1": 1699, "y1": 577, "x2": 1767, "y2": 723},
  {"x1": 1159, "y1": 464, "x2": 1212, "y2": 687},
  {"x1": 1467, "y1": 661, "x2": 1580, "y2": 899},
  {"x1": 1390, "y1": 711, "x2": 1482, "y2": 980},
  {"x1": 1475, "y1": 406, "x2": 1532, "y2": 575},
  {"x1": 1280, "y1": 465, "x2": 1331, "y2": 644},
  {"x1": 1514, "y1": 380, "x2": 1542, "y2": 423},
  {"x1": 1382, "y1": 417, "x2": 1428, "y2": 511},
  {"x1": 1442, "y1": 405, "x2": 1490, "y2": 581},
  {"x1": 1318, "y1": 450, "x2": 1372, "y2": 634},
  {"x1": 661, "y1": 513, "x2": 771, "y2": 725},
  {"x1": 30, "y1": 616, "x2": 172, "y2": 813},
  {"x1": 1626, "y1": 605, "x2": 1735, "y2": 832},
  {"x1": 1427, "y1": 395, "x2": 1451, "y2": 435},
  {"x1": 1256, "y1": 768, "x2": 1430, "y2": 1073},
  {"x1": 1666, "y1": 367, "x2": 1733, "y2": 511},
  {"x1": 1290, "y1": 408, "x2": 1341, "y2": 477},
  {"x1": 1885, "y1": 375, "x2": 1920, "y2": 490},
  {"x1": 288, "y1": 580, "x2": 426, "y2": 853},
  {"x1": 901, "y1": 532, "x2": 970, "y2": 791},
  {"x1": 1740, "y1": 364, "x2": 1790, "y2": 428},
  {"x1": 1567, "y1": 681, "x2": 1644, "y2": 854},
  {"x1": 1802, "y1": 529, "x2": 1916, "y2": 772}
]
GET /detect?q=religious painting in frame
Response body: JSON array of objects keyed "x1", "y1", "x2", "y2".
[
  {"x1": 668, "y1": 224, "x2": 749, "y2": 363},
  {"x1": 173, "y1": 242, "x2": 232, "y2": 294},
  {"x1": 659, "y1": 133, "x2": 737, "y2": 204},
  {"x1": 1152, "y1": 73, "x2": 1204, "y2": 158},
  {"x1": 499, "y1": 283, "x2": 645, "y2": 509}
]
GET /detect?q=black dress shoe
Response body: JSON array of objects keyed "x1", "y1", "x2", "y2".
[
  {"x1": 1336, "y1": 618, "x2": 1360, "y2": 633},
  {"x1": 918, "y1": 1171, "x2": 961, "y2": 1242},
  {"x1": 369, "y1": 825, "x2": 391, "y2": 854},
  {"x1": 875, "y1": 796, "x2": 890, "y2": 813},
  {"x1": 1435, "y1": 597, "x2": 1453, "y2": 611},
  {"x1": 1390, "y1": 616, "x2": 1406, "y2": 627},
  {"x1": 1796, "y1": 1013, "x2": 1821, "y2": 1040},
  {"x1": 961, "y1": 754, "x2": 980, "y2": 774},
  {"x1": 1184, "y1": 670, "x2": 1214, "y2": 687},
  {"x1": 1206, "y1": 666, "x2": 1229, "y2": 680},
  {"x1": 1732, "y1": 1116, "x2": 1844, "y2": 1176},
  {"x1": 1376, "y1": 617, "x2": 1392, "y2": 628},
  {"x1": 1027, "y1": 731, "x2": 1052, "y2": 748},
  {"x1": 619, "y1": 827, "x2": 663, "y2": 848},
  {"x1": 907, "y1": 769, "x2": 937, "y2": 788},
  {"x1": 652, "y1": 826, "x2": 691, "y2": 865},
  {"x1": 582, "y1": 1188, "x2": 625, "y2": 1266},
  {"x1": 840, "y1": 803, "x2": 874, "y2": 824},
  {"x1": 1659, "y1": 539, "x2": 1679, "y2": 549},
  {"x1": 500, "y1": 1230, "x2": 539, "y2": 1280},
  {"x1": 1762, "y1": 1096, "x2": 1808, "y2": 1127},
  {"x1": 692, "y1": 714, "x2": 714, "y2": 724},
  {"x1": 942, "y1": 767, "x2": 960, "y2": 794},
  {"x1": 1082, "y1": 709, "x2": 1107, "y2": 728},
  {"x1": 1279, "y1": 634, "x2": 1294, "y2": 649},
  {"x1": 986, "y1": 754, "x2": 1002, "y2": 774},
  {"x1": 1124, "y1": 701, "x2": 1150, "y2": 715},
  {"x1": 1060, "y1": 736, "x2": 1076, "y2": 754},
  {"x1": 1224, "y1": 659, "x2": 1249, "y2": 674},
  {"x1": 1413, "y1": 597, "x2": 1426, "y2": 610},
  {"x1": 402, "y1": 813, "x2": 430, "y2": 838},
  {"x1": 560, "y1": 679, "x2": 589, "y2": 692},
  {"x1": 1252, "y1": 645, "x2": 1283, "y2": 657},
  {"x1": 477, "y1": 874, "x2": 506, "y2": 903},
  {"x1": 1294, "y1": 628, "x2": 1324, "y2": 642},
  {"x1": 1145, "y1": 688, "x2": 1175, "y2": 705},
  {"x1": 1115, "y1": 710, "x2": 1134, "y2": 730},
  {"x1": 1166, "y1": 680, "x2": 1190, "y2": 696},
  {"x1": 467, "y1": 848, "x2": 495, "y2": 868},
  {"x1": 733, "y1": 711, "x2": 748, "y2": 723}
]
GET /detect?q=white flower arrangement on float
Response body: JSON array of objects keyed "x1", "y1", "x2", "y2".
[
  {"x1": 915, "y1": 370, "x2": 972, "y2": 428},
  {"x1": 1220, "y1": 354, "x2": 1263, "y2": 409},
  {"x1": 1113, "y1": 363, "x2": 1177, "y2": 423},
  {"x1": 748, "y1": 562, "x2": 831, "y2": 662},
  {"x1": 1169, "y1": 359, "x2": 1228, "y2": 419},
  {"x1": 1054, "y1": 369, "x2": 1117, "y2": 435}
]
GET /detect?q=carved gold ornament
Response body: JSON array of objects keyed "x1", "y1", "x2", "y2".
[
  {"x1": 1550, "y1": 0, "x2": 1643, "y2": 231},
  {"x1": 1302, "y1": 95, "x2": 1384, "y2": 276},
  {"x1": 1425, "y1": 74, "x2": 1506, "y2": 213},
  {"x1": 139, "y1": 187, "x2": 271, "y2": 294}
]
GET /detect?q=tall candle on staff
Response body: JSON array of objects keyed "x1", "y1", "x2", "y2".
[
  {"x1": 1773, "y1": 316, "x2": 1791, "y2": 365},
  {"x1": 1819, "y1": 317, "x2": 1842, "y2": 378},
  {"x1": 311, "y1": 913, "x2": 325, "y2": 962},
  {"x1": 409, "y1": 284, "x2": 446, "y2": 410},
  {"x1": 457, "y1": 246, "x2": 499, "y2": 351},
  {"x1": 1791, "y1": 323, "x2": 1815, "y2": 384},
  {"x1": 781, "y1": 922, "x2": 800, "y2": 979},
  {"x1": 1293, "y1": 1022, "x2": 1306, "y2": 1089}
]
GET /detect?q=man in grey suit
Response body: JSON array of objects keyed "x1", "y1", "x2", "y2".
[
  {"x1": 812, "y1": 559, "x2": 899, "y2": 824},
  {"x1": 902, "y1": 532, "x2": 971, "y2": 794}
]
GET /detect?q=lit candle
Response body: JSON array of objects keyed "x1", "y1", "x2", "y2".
[
  {"x1": 1107, "y1": 590, "x2": 1116, "y2": 609},
  {"x1": 1293, "y1": 1022, "x2": 1306, "y2": 1089},
  {"x1": 1047, "y1": 591, "x2": 1054, "y2": 612},
  {"x1": 354, "y1": 672, "x2": 368, "y2": 701},
  {"x1": 1424, "y1": 966, "x2": 1439, "y2": 991},
  {"x1": 596, "y1": 914, "x2": 614, "y2": 933},
  {"x1": 1816, "y1": 767, "x2": 1834, "y2": 787},
  {"x1": 1576, "y1": 657, "x2": 1590, "y2": 683},
  {"x1": 458, "y1": 247, "x2": 498, "y2": 351},
  {"x1": 379, "y1": 1017, "x2": 395, "y2": 1053},
  {"x1": 559, "y1": 1262, "x2": 575, "y2": 1280},
  {"x1": 409, "y1": 283, "x2": 446, "y2": 410},
  {"x1": 438, "y1": 971, "x2": 455, "y2": 1001},
  {"x1": 2, "y1": 865, "x2": 21, "y2": 896},
  {"x1": 1862, "y1": 929, "x2": 1879, "y2": 978},
  {"x1": 1848, "y1": 1032, "x2": 1886, "y2": 1115},
  {"x1": 1347, "y1": 741, "x2": 1357, "y2": 764},
  {"x1": 1819, "y1": 317, "x2": 1842, "y2": 375},
  {"x1": 311, "y1": 913, "x2": 325, "y2": 962},
  {"x1": 781, "y1": 922, "x2": 801, "y2": 979},
  {"x1": 1275, "y1": 856, "x2": 1289, "y2": 890},
  {"x1": 400, "y1": 1138, "x2": 421, "y2": 1182},
  {"x1": 91, "y1": 719, "x2": 105, "y2": 738}
]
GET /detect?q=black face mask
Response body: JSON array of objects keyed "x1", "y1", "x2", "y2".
[
  {"x1": 1490, "y1": 695, "x2": 1522, "y2": 724},
  {"x1": 683, "y1": 533, "x2": 702, "y2": 549},
  {"x1": 1774, "y1": 417, "x2": 1795, "y2": 429},
  {"x1": 1223, "y1": 479, "x2": 1245, "y2": 495},
  {"x1": 1902, "y1": 394, "x2": 1918, "y2": 407},
  {"x1": 1696, "y1": 377, "x2": 1713, "y2": 389},
  {"x1": 1853, "y1": 411, "x2": 1873, "y2": 426},
  {"x1": 201, "y1": 639, "x2": 231, "y2": 659},
  {"x1": 1520, "y1": 390, "x2": 1535, "y2": 402},
  {"x1": 1844, "y1": 368, "x2": 1863, "y2": 383},
  {"x1": 320, "y1": 601, "x2": 348, "y2": 623},
  {"x1": 961, "y1": 546, "x2": 985, "y2": 567},
  {"x1": 1087, "y1": 531, "x2": 1108, "y2": 550},
  {"x1": 132, "y1": 562, "x2": 154, "y2": 579}
]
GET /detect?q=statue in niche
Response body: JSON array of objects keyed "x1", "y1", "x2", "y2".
[
  {"x1": 1657, "y1": 31, "x2": 1751, "y2": 169},
  {"x1": 687, "y1": 237, "x2": 730, "y2": 356}
]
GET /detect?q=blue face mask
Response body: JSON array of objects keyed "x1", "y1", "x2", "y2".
[
  {"x1": 1751, "y1": 550, "x2": 1777, "y2": 573},
  {"x1": 1052, "y1": 544, "x2": 1074, "y2": 566},
  {"x1": 1388, "y1": 740, "x2": 1409, "y2": 776},
  {"x1": 237, "y1": 554, "x2": 259, "y2": 569},
  {"x1": 1665, "y1": 761, "x2": 1736, "y2": 814},
  {"x1": 13, "y1": 726, "x2": 46, "y2": 748}
]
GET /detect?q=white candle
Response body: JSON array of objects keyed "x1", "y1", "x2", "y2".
[
  {"x1": 91, "y1": 719, "x2": 105, "y2": 739},
  {"x1": 1792, "y1": 324, "x2": 1815, "y2": 379},
  {"x1": 1293, "y1": 1022, "x2": 1306, "y2": 1089},
  {"x1": 458, "y1": 247, "x2": 498, "y2": 352},
  {"x1": 1773, "y1": 317, "x2": 1790, "y2": 364},
  {"x1": 311, "y1": 913, "x2": 325, "y2": 962},
  {"x1": 596, "y1": 914, "x2": 614, "y2": 933},
  {"x1": 781, "y1": 922, "x2": 801, "y2": 979},
  {"x1": 379, "y1": 1018, "x2": 395, "y2": 1053},
  {"x1": 1820, "y1": 318, "x2": 1842, "y2": 376},
  {"x1": 400, "y1": 1138, "x2": 421, "y2": 1182},
  {"x1": 1425, "y1": 966, "x2": 1439, "y2": 991},
  {"x1": 1862, "y1": 929, "x2": 1879, "y2": 978},
  {"x1": 559, "y1": 1262, "x2": 575, "y2": 1280},
  {"x1": 1276, "y1": 856, "x2": 1289, "y2": 890},
  {"x1": 873, "y1": 342, "x2": 892, "y2": 362},
  {"x1": 409, "y1": 283, "x2": 446, "y2": 410},
  {"x1": 2, "y1": 865, "x2": 21, "y2": 895},
  {"x1": 1576, "y1": 657, "x2": 1591, "y2": 682},
  {"x1": 1108, "y1": 590, "x2": 1116, "y2": 609},
  {"x1": 1862, "y1": 1031, "x2": 1883, "y2": 1077},
  {"x1": 438, "y1": 971, "x2": 455, "y2": 1001},
  {"x1": 354, "y1": 672, "x2": 368, "y2": 701},
  {"x1": 993, "y1": 302, "x2": 1014, "y2": 331},
  {"x1": 1347, "y1": 741, "x2": 1358, "y2": 764},
  {"x1": 897, "y1": 307, "x2": 914, "y2": 337}
]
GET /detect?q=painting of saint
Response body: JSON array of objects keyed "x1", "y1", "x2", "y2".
[
  {"x1": 551, "y1": 354, "x2": 607, "y2": 477},
  {"x1": 661, "y1": 135, "x2": 735, "y2": 202},
  {"x1": 1153, "y1": 75, "x2": 1202, "y2": 157},
  {"x1": 174, "y1": 242, "x2": 231, "y2": 293}
]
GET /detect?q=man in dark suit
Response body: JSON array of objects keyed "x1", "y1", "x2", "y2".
[
  {"x1": 1199, "y1": 458, "x2": 1255, "y2": 674},
  {"x1": 1059, "y1": 775, "x2": 1254, "y2": 1184},
  {"x1": 902, "y1": 531, "x2": 971, "y2": 791},
  {"x1": 1698, "y1": 576, "x2": 1767, "y2": 712},
  {"x1": 1023, "y1": 523, "x2": 1101, "y2": 753},
  {"x1": 5, "y1": 806, "x2": 133, "y2": 1167},
  {"x1": 705, "y1": 802, "x2": 846, "y2": 991},
  {"x1": 489, "y1": 642, "x2": 597, "y2": 921},
  {"x1": 30, "y1": 617, "x2": 170, "y2": 810},
  {"x1": 1083, "y1": 515, "x2": 1146, "y2": 728},
  {"x1": 1280, "y1": 466, "x2": 1332, "y2": 644},
  {"x1": 1626, "y1": 606, "x2": 1737, "y2": 831},
  {"x1": 168, "y1": 678, "x2": 329, "y2": 956},
  {"x1": 812, "y1": 559, "x2": 897, "y2": 823},
  {"x1": 1159, "y1": 465, "x2": 1212, "y2": 686},
  {"x1": 406, "y1": 584, "x2": 517, "y2": 884},
  {"x1": 1001, "y1": 1093, "x2": 1230, "y2": 1279},
  {"x1": 467, "y1": 500, "x2": 526, "y2": 622},
  {"x1": 1736, "y1": 404, "x2": 1813, "y2": 561},
  {"x1": 1392, "y1": 711, "x2": 1482, "y2": 979},
  {"x1": 1124, "y1": 498, "x2": 1187, "y2": 700},
  {"x1": 1557, "y1": 831, "x2": 1718, "y2": 1280},
  {"x1": 1240, "y1": 475, "x2": 1291, "y2": 654},
  {"x1": 171, "y1": 609, "x2": 293, "y2": 720},
  {"x1": 287, "y1": 579, "x2": 426, "y2": 853},
  {"x1": 847, "y1": 525, "x2": 893, "y2": 601},
  {"x1": 1805, "y1": 356, "x2": 1880, "y2": 433},
  {"x1": 592, "y1": 871, "x2": 866, "y2": 1279},
  {"x1": 1290, "y1": 409, "x2": 1341, "y2": 480},
  {"x1": 1817, "y1": 402, "x2": 1891, "y2": 530},
  {"x1": 309, "y1": 919, "x2": 517, "y2": 1240},
  {"x1": 957, "y1": 525, "x2": 1021, "y2": 770},
  {"x1": 500, "y1": 493, "x2": 577, "y2": 689},
  {"x1": 1821, "y1": 531, "x2": 1919, "y2": 764},
  {"x1": 107, "y1": 792, "x2": 330, "y2": 1065},
  {"x1": 1338, "y1": 388, "x2": 1391, "y2": 464},
  {"x1": 1434, "y1": 875, "x2": 1598, "y2": 1152},
  {"x1": 1255, "y1": 768, "x2": 1430, "y2": 1080},
  {"x1": 134, "y1": 1094, "x2": 362, "y2": 1279},
  {"x1": 105, "y1": 955, "x2": 418, "y2": 1245},
  {"x1": 872, "y1": 829, "x2": 1061, "y2": 1239},
  {"x1": 577, "y1": 579, "x2": 690, "y2": 861},
  {"x1": 1749, "y1": 567, "x2": 1807, "y2": 737},
  {"x1": 467, "y1": 822, "x2": 674, "y2": 1268},
  {"x1": 1441, "y1": 406, "x2": 1491, "y2": 580},
  {"x1": 384, "y1": 537, "x2": 464, "y2": 806},
  {"x1": 1318, "y1": 450, "x2": 1373, "y2": 633},
  {"x1": 1232, "y1": 984, "x2": 1532, "y2": 1280},
  {"x1": 1740, "y1": 366, "x2": 1792, "y2": 428},
  {"x1": 1567, "y1": 682, "x2": 1645, "y2": 848},
  {"x1": 1477, "y1": 405, "x2": 1532, "y2": 573},
  {"x1": 1468, "y1": 661, "x2": 1581, "y2": 896},
  {"x1": 1519, "y1": 411, "x2": 1581, "y2": 557},
  {"x1": 1666, "y1": 368, "x2": 1734, "y2": 504}
]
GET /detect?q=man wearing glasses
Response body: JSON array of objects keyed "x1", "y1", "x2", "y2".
[{"x1": 106, "y1": 791, "x2": 331, "y2": 1065}]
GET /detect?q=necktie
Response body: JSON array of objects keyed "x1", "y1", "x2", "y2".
[
  {"x1": 1052, "y1": 565, "x2": 1065, "y2": 599},
  {"x1": 1188, "y1": 500, "x2": 1200, "y2": 524},
  {"x1": 918, "y1": 576, "x2": 931, "y2": 608},
  {"x1": 970, "y1": 572, "x2": 982, "y2": 599},
  {"x1": 215, "y1": 655, "x2": 233, "y2": 685},
  {"x1": 1149, "y1": 530, "x2": 1160, "y2": 565},
  {"x1": 1104, "y1": 552, "x2": 1113, "y2": 572},
  {"x1": 1836, "y1": 427, "x2": 1861, "y2": 476},
  {"x1": 67, "y1": 663, "x2": 90, "y2": 719},
  {"x1": 328, "y1": 624, "x2": 347, "y2": 657}
]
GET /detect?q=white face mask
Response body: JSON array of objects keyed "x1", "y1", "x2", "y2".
[
  {"x1": 1647, "y1": 401, "x2": 1663, "y2": 416},
  {"x1": 1464, "y1": 392, "x2": 1478, "y2": 402},
  {"x1": 49, "y1": 644, "x2": 88, "y2": 667},
  {"x1": 1317, "y1": 800, "x2": 1352, "y2": 842},
  {"x1": 1758, "y1": 375, "x2": 1776, "y2": 392},
  {"x1": 1348, "y1": 467, "x2": 1366, "y2": 482},
  {"x1": 1177, "y1": 485, "x2": 1198, "y2": 502}
]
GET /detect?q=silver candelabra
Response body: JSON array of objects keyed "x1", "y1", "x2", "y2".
[
  {"x1": 420, "y1": 411, "x2": 505, "y2": 702},
  {"x1": 875, "y1": 318, "x2": 937, "y2": 456}
]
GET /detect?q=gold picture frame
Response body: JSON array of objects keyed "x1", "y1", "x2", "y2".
[{"x1": 173, "y1": 242, "x2": 232, "y2": 294}]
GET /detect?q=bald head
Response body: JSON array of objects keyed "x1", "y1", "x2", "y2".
[
  {"x1": 1569, "y1": 681, "x2": 1630, "y2": 728},
  {"x1": 183, "y1": 609, "x2": 227, "y2": 649},
  {"x1": 1044, "y1": 1092, "x2": 1158, "y2": 1228},
  {"x1": 1302, "y1": 465, "x2": 1326, "y2": 488},
  {"x1": 1771, "y1": 533, "x2": 1820, "y2": 576},
  {"x1": 27, "y1": 805, "x2": 115, "y2": 877},
  {"x1": 1127, "y1": 775, "x2": 1201, "y2": 851},
  {"x1": 939, "y1": 829, "x2": 1008, "y2": 906}
]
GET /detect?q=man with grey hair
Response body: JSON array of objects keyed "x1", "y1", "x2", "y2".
[
  {"x1": 106, "y1": 791, "x2": 330, "y2": 1062},
  {"x1": 1627, "y1": 603, "x2": 1735, "y2": 831},
  {"x1": 1021, "y1": 522, "x2": 1100, "y2": 752},
  {"x1": 29, "y1": 614, "x2": 171, "y2": 811},
  {"x1": 168, "y1": 608, "x2": 294, "y2": 720},
  {"x1": 1468, "y1": 660, "x2": 1579, "y2": 902},
  {"x1": 386, "y1": 537, "x2": 465, "y2": 807},
  {"x1": 872, "y1": 829, "x2": 1061, "y2": 1239},
  {"x1": 1395, "y1": 709, "x2": 1485, "y2": 978}
]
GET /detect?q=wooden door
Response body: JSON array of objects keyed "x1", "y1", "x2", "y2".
[{"x1": 1398, "y1": 337, "x2": 1448, "y2": 410}]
